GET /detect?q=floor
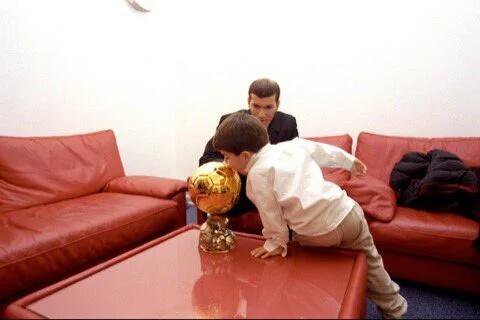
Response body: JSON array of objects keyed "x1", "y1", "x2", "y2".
[{"x1": 366, "y1": 280, "x2": 480, "y2": 319}]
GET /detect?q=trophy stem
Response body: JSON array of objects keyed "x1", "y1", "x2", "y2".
[{"x1": 199, "y1": 214, "x2": 236, "y2": 253}]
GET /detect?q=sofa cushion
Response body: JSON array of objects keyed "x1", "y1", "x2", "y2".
[
  {"x1": 305, "y1": 135, "x2": 353, "y2": 187},
  {"x1": 368, "y1": 206, "x2": 480, "y2": 266},
  {"x1": 0, "y1": 192, "x2": 178, "y2": 300},
  {"x1": 0, "y1": 130, "x2": 125, "y2": 214},
  {"x1": 343, "y1": 175, "x2": 397, "y2": 222},
  {"x1": 355, "y1": 132, "x2": 480, "y2": 185}
]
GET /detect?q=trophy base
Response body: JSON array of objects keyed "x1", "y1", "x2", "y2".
[{"x1": 199, "y1": 214, "x2": 236, "y2": 253}]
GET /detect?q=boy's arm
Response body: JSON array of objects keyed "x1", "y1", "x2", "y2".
[
  {"x1": 248, "y1": 170, "x2": 289, "y2": 257},
  {"x1": 300, "y1": 139, "x2": 367, "y2": 175}
]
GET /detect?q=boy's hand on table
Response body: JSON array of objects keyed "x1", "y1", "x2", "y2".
[
  {"x1": 351, "y1": 159, "x2": 367, "y2": 177},
  {"x1": 251, "y1": 246, "x2": 283, "y2": 259}
]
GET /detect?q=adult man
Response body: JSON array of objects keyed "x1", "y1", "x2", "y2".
[{"x1": 199, "y1": 78, "x2": 298, "y2": 216}]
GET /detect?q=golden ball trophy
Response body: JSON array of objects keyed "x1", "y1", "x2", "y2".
[{"x1": 188, "y1": 162, "x2": 241, "y2": 253}]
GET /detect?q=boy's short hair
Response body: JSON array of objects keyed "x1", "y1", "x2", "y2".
[{"x1": 213, "y1": 112, "x2": 269, "y2": 155}]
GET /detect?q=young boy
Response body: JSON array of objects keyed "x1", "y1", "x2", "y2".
[{"x1": 212, "y1": 112, "x2": 407, "y2": 319}]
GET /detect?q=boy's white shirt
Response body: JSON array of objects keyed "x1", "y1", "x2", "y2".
[{"x1": 245, "y1": 137, "x2": 357, "y2": 257}]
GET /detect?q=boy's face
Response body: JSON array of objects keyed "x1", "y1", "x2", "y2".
[
  {"x1": 248, "y1": 94, "x2": 279, "y2": 128},
  {"x1": 220, "y1": 150, "x2": 252, "y2": 175}
]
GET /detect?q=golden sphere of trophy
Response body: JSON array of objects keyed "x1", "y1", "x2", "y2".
[{"x1": 188, "y1": 161, "x2": 241, "y2": 253}]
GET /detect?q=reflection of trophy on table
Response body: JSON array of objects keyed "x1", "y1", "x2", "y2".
[
  {"x1": 188, "y1": 162, "x2": 241, "y2": 253},
  {"x1": 192, "y1": 251, "x2": 243, "y2": 319}
]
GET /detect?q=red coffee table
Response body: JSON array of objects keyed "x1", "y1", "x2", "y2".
[{"x1": 4, "y1": 224, "x2": 367, "y2": 319}]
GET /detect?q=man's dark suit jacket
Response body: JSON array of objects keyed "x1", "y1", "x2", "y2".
[{"x1": 199, "y1": 109, "x2": 298, "y2": 216}]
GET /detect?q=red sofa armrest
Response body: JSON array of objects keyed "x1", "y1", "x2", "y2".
[
  {"x1": 104, "y1": 175, "x2": 187, "y2": 199},
  {"x1": 104, "y1": 176, "x2": 188, "y2": 227}
]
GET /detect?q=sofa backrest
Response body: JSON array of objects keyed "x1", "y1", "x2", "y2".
[
  {"x1": 305, "y1": 134, "x2": 353, "y2": 186},
  {"x1": 355, "y1": 132, "x2": 480, "y2": 185},
  {"x1": 0, "y1": 130, "x2": 125, "y2": 214}
]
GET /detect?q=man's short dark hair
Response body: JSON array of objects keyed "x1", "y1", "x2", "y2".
[
  {"x1": 213, "y1": 112, "x2": 269, "y2": 155},
  {"x1": 248, "y1": 78, "x2": 280, "y2": 103}
]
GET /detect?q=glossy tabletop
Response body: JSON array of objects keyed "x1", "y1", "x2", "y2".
[{"x1": 4, "y1": 225, "x2": 366, "y2": 319}]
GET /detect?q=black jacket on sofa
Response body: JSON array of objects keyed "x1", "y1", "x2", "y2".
[
  {"x1": 199, "y1": 109, "x2": 298, "y2": 216},
  {"x1": 390, "y1": 149, "x2": 480, "y2": 249},
  {"x1": 390, "y1": 149, "x2": 479, "y2": 213}
]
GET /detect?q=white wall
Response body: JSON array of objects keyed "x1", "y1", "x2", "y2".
[
  {"x1": 1, "y1": 1, "x2": 480, "y2": 180},
  {"x1": 0, "y1": 0, "x2": 178, "y2": 177}
]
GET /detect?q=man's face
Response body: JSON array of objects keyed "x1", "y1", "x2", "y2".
[
  {"x1": 220, "y1": 150, "x2": 252, "y2": 175},
  {"x1": 248, "y1": 94, "x2": 279, "y2": 128}
]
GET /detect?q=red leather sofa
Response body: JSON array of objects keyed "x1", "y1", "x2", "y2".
[
  {"x1": 197, "y1": 133, "x2": 480, "y2": 294},
  {"x1": 0, "y1": 130, "x2": 187, "y2": 304},
  {"x1": 354, "y1": 132, "x2": 480, "y2": 295}
]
